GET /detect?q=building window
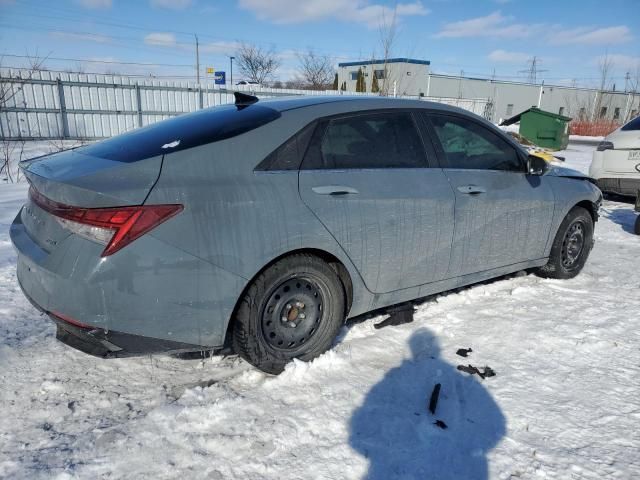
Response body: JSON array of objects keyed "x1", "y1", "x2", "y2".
[
  {"x1": 506, "y1": 104, "x2": 514, "y2": 116},
  {"x1": 350, "y1": 71, "x2": 358, "y2": 81},
  {"x1": 614, "y1": 107, "x2": 620, "y2": 120},
  {"x1": 374, "y1": 69, "x2": 385, "y2": 80},
  {"x1": 558, "y1": 107, "x2": 564, "y2": 116},
  {"x1": 599, "y1": 106, "x2": 607, "y2": 119}
]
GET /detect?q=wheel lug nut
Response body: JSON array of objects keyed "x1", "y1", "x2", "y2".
[
  {"x1": 296, "y1": 302, "x2": 305, "y2": 309},
  {"x1": 298, "y1": 313, "x2": 306, "y2": 319}
]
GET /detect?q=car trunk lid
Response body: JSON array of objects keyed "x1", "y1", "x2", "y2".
[{"x1": 20, "y1": 149, "x2": 163, "y2": 253}]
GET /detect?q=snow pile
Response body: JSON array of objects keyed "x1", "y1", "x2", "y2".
[{"x1": 0, "y1": 143, "x2": 639, "y2": 479}]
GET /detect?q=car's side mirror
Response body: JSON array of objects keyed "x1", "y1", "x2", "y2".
[{"x1": 527, "y1": 154, "x2": 547, "y2": 176}]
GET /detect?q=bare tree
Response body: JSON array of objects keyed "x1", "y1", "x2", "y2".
[
  {"x1": 593, "y1": 53, "x2": 615, "y2": 121},
  {"x1": 296, "y1": 50, "x2": 334, "y2": 90},
  {"x1": 0, "y1": 139, "x2": 27, "y2": 183},
  {"x1": 0, "y1": 54, "x2": 48, "y2": 182},
  {"x1": 377, "y1": 6, "x2": 398, "y2": 95},
  {"x1": 0, "y1": 54, "x2": 48, "y2": 112},
  {"x1": 235, "y1": 43, "x2": 280, "y2": 84},
  {"x1": 623, "y1": 65, "x2": 640, "y2": 123}
]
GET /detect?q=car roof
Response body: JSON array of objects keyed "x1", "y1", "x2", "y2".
[{"x1": 257, "y1": 95, "x2": 458, "y2": 114}]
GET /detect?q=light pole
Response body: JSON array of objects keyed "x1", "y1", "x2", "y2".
[
  {"x1": 229, "y1": 56, "x2": 235, "y2": 87},
  {"x1": 195, "y1": 34, "x2": 200, "y2": 84}
]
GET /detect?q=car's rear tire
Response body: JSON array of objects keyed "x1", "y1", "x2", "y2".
[
  {"x1": 231, "y1": 254, "x2": 345, "y2": 374},
  {"x1": 635, "y1": 215, "x2": 640, "y2": 235},
  {"x1": 536, "y1": 206, "x2": 594, "y2": 280}
]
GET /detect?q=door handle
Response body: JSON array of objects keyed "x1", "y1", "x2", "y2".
[
  {"x1": 457, "y1": 185, "x2": 486, "y2": 195},
  {"x1": 312, "y1": 185, "x2": 359, "y2": 196}
]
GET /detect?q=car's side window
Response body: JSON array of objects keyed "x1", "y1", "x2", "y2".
[
  {"x1": 427, "y1": 114, "x2": 523, "y2": 172},
  {"x1": 302, "y1": 112, "x2": 427, "y2": 170},
  {"x1": 255, "y1": 122, "x2": 316, "y2": 171}
]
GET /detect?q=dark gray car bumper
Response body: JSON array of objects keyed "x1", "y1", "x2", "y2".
[{"x1": 597, "y1": 178, "x2": 640, "y2": 197}]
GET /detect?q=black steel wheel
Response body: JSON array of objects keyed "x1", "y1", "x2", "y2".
[
  {"x1": 560, "y1": 220, "x2": 585, "y2": 270},
  {"x1": 261, "y1": 276, "x2": 326, "y2": 351},
  {"x1": 635, "y1": 215, "x2": 640, "y2": 235},
  {"x1": 537, "y1": 206, "x2": 594, "y2": 280},
  {"x1": 232, "y1": 254, "x2": 346, "y2": 374}
]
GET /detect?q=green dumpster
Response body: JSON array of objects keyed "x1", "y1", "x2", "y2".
[{"x1": 500, "y1": 107, "x2": 572, "y2": 150}]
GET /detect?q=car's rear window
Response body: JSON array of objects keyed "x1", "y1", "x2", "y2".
[
  {"x1": 621, "y1": 116, "x2": 640, "y2": 131},
  {"x1": 77, "y1": 103, "x2": 281, "y2": 162}
]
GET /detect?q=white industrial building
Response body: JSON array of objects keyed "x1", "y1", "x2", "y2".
[{"x1": 337, "y1": 58, "x2": 640, "y2": 124}]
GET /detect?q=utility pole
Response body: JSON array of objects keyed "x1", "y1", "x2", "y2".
[
  {"x1": 625, "y1": 71, "x2": 631, "y2": 92},
  {"x1": 230, "y1": 56, "x2": 235, "y2": 87},
  {"x1": 195, "y1": 34, "x2": 200, "y2": 84}
]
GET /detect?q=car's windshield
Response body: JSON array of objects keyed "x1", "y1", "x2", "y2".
[{"x1": 621, "y1": 116, "x2": 640, "y2": 131}]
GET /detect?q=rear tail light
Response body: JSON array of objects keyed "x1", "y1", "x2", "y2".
[
  {"x1": 50, "y1": 311, "x2": 93, "y2": 329},
  {"x1": 596, "y1": 141, "x2": 614, "y2": 151},
  {"x1": 29, "y1": 187, "x2": 183, "y2": 256}
]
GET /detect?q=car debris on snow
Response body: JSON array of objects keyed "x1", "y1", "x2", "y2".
[
  {"x1": 428, "y1": 383, "x2": 442, "y2": 414},
  {"x1": 456, "y1": 347, "x2": 473, "y2": 357},
  {"x1": 457, "y1": 364, "x2": 496, "y2": 380}
]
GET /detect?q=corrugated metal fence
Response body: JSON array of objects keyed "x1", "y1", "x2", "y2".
[{"x1": 0, "y1": 69, "x2": 489, "y2": 140}]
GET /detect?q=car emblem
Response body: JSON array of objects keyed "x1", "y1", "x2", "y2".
[{"x1": 636, "y1": 163, "x2": 640, "y2": 173}]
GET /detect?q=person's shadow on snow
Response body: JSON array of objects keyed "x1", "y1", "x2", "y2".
[{"x1": 349, "y1": 328, "x2": 505, "y2": 480}]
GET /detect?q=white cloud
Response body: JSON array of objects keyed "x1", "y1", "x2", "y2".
[
  {"x1": 434, "y1": 11, "x2": 537, "y2": 39},
  {"x1": 548, "y1": 26, "x2": 632, "y2": 45},
  {"x1": 150, "y1": 0, "x2": 192, "y2": 9},
  {"x1": 238, "y1": 0, "x2": 429, "y2": 28},
  {"x1": 594, "y1": 54, "x2": 640, "y2": 71},
  {"x1": 75, "y1": 0, "x2": 111, "y2": 8},
  {"x1": 144, "y1": 32, "x2": 178, "y2": 47},
  {"x1": 144, "y1": 33, "x2": 239, "y2": 55},
  {"x1": 487, "y1": 49, "x2": 530, "y2": 64},
  {"x1": 200, "y1": 41, "x2": 241, "y2": 55},
  {"x1": 50, "y1": 31, "x2": 112, "y2": 44}
]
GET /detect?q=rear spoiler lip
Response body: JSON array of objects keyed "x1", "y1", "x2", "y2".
[
  {"x1": 20, "y1": 142, "x2": 87, "y2": 167},
  {"x1": 20, "y1": 150, "x2": 163, "y2": 208}
]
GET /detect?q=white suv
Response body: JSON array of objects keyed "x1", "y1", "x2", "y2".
[{"x1": 590, "y1": 116, "x2": 640, "y2": 198}]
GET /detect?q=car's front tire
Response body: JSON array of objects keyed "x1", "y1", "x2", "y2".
[
  {"x1": 536, "y1": 206, "x2": 594, "y2": 279},
  {"x1": 634, "y1": 215, "x2": 640, "y2": 235},
  {"x1": 232, "y1": 254, "x2": 346, "y2": 374}
]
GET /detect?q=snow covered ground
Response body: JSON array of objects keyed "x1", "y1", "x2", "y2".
[{"x1": 1, "y1": 142, "x2": 639, "y2": 479}]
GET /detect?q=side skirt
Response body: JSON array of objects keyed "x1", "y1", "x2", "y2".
[{"x1": 349, "y1": 257, "x2": 549, "y2": 318}]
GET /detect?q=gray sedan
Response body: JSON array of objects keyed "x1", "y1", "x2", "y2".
[{"x1": 11, "y1": 94, "x2": 602, "y2": 373}]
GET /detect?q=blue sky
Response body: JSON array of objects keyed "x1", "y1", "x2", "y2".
[{"x1": 0, "y1": 0, "x2": 638, "y2": 88}]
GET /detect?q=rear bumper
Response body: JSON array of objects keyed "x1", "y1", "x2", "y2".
[
  {"x1": 21, "y1": 286, "x2": 207, "y2": 357},
  {"x1": 10, "y1": 208, "x2": 247, "y2": 350},
  {"x1": 54, "y1": 316, "x2": 208, "y2": 358}
]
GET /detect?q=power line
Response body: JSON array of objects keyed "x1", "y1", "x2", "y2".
[
  {"x1": 3, "y1": 5, "x2": 353, "y2": 61},
  {"x1": 0, "y1": 53, "x2": 194, "y2": 68},
  {"x1": 0, "y1": 65, "x2": 200, "y2": 79}
]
